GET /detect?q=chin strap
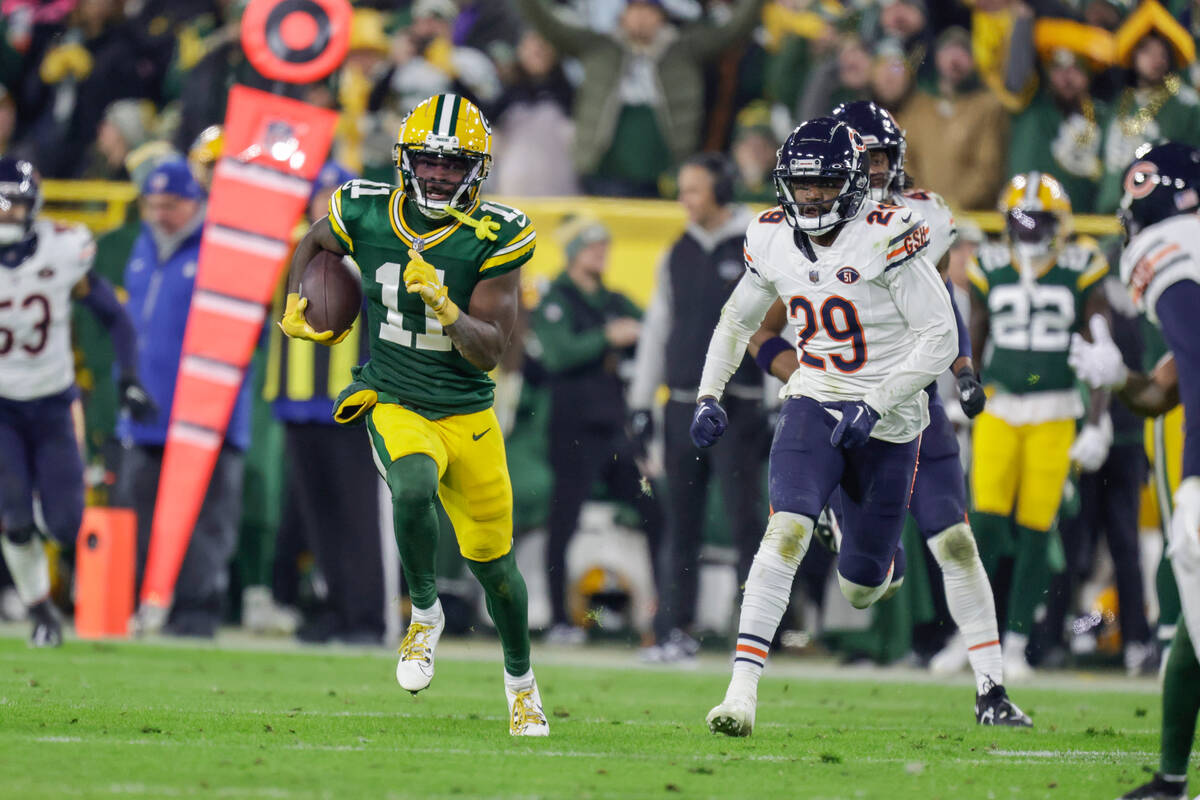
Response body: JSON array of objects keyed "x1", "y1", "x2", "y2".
[{"x1": 445, "y1": 204, "x2": 500, "y2": 242}]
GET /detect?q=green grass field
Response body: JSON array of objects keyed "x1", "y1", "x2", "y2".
[{"x1": 0, "y1": 630, "x2": 1183, "y2": 800}]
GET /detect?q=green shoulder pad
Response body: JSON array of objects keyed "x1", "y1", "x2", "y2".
[
  {"x1": 328, "y1": 179, "x2": 394, "y2": 253},
  {"x1": 473, "y1": 200, "x2": 537, "y2": 275}
]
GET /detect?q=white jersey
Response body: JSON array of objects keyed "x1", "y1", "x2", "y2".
[
  {"x1": 0, "y1": 220, "x2": 96, "y2": 401},
  {"x1": 1120, "y1": 214, "x2": 1200, "y2": 326},
  {"x1": 897, "y1": 189, "x2": 958, "y2": 267},
  {"x1": 698, "y1": 200, "x2": 958, "y2": 443}
]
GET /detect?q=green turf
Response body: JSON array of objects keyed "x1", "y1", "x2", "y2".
[{"x1": 0, "y1": 635, "x2": 1184, "y2": 799}]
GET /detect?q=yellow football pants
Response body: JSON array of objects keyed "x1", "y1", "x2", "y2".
[
  {"x1": 366, "y1": 403, "x2": 513, "y2": 561},
  {"x1": 971, "y1": 412, "x2": 1075, "y2": 532}
]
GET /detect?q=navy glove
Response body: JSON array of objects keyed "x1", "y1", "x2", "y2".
[
  {"x1": 956, "y1": 366, "x2": 986, "y2": 419},
  {"x1": 823, "y1": 400, "x2": 880, "y2": 448},
  {"x1": 690, "y1": 397, "x2": 728, "y2": 448},
  {"x1": 119, "y1": 374, "x2": 158, "y2": 423}
]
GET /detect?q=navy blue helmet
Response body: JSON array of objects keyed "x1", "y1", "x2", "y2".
[
  {"x1": 1119, "y1": 141, "x2": 1200, "y2": 241},
  {"x1": 773, "y1": 117, "x2": 869, "y2": 234},
  {"x1": 831, "y1": 101, "x2": 906, "y2": 202},
  {"x1": 0, "y1": 157, "x2": 41, "y2": 249}
]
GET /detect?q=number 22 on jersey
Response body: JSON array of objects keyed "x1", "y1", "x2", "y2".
[
  {"x1": 375, "y1": 262, "x2": 452, "y2": 351},
  {"x1": 788, "y1": 294, "x2": 867, "y2": 373}
]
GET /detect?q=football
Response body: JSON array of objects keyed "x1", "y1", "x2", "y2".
[{"x1": 300, "y1": 250, "x2": 363, "y2": 338}]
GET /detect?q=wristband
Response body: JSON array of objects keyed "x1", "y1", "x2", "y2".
[{"x1": 755, "y1": 336, "x2": 792, "y2": 375}]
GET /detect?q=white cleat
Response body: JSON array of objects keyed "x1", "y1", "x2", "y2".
[
  {"x1": 396, "y1": 609, "x2": 445, "y2": 694},
  {"x1": 929, "y1": 632, "x2": 970, "y2": 675},
  {"x1": 506, "y1": 678, "x2": 550, "y2": 736},
  {"x1": 706, "y1": 695, "x2": 757, "y2": 737}
]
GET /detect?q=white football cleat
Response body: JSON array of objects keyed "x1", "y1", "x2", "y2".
[
  {"x1": 706, "y1": 695, "x2": 757, "y2": 737},
  {"x1": 1002, "y1": 640, "x2": 1035, "y2": 683},
  {"x1": 929, "y1": 632, "x2": 969, "y2": 675},
  {"x1": 396, "y1": 608, "x2": 445, "y2": 694},
  {"x1": 506, "y1": 678, "x2": 549, "y2": 736}
]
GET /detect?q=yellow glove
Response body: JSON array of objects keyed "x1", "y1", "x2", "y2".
[
  {"x1": 40, "y1": 42, "x2": 93, "y2": 84},
  {"x1": 404, "y1": 249, "x2": 460, "y2": 326},
  {"x1": 278, "y1": 292, "x2": 349, "y2": 345}
]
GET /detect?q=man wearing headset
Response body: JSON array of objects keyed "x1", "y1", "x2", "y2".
[{"x1": 629, "y1": 152, "x2": 769, "y2": 662}]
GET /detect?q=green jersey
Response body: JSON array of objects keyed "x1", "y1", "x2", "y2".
[
  {"x1": 968, "y1": 240, "x2": 1108, "y2": 396},
  {"x1": 327, "y1": 180, "x2": 536, "y2": 418}
]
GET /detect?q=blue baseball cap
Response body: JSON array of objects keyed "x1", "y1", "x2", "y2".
[
  {"x1": 141, "y1": 158, "x2": 204, "y2": 199},
  {"x1": 310, "y1": 161, "x2": 355, "y2": 203}
]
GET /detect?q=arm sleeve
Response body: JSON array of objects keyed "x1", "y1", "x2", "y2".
[
  {"x1": 697, "y1": 269, "x2": 777, "y2": 400},
  {"x1": 513, "y1": 0, "x2": 603, "y2": 54},
  {"x1": 1155, "y1": 279, "x2": 1200, "y2": 479},
  {"x1": 947, "y1": 278, "x2": 972, "y2": 362},
  {"x1": 628, "y1": 257, "x2": 672, "y2": 409},
  {"x1": 862, "y1": 258, "x2": 958, "y2": 416},
  {"x1": 530, "y1": 297, "x2": 609, "y2": 374},
  {"x1": 79, "y1": 273, "x2": 138, "y2": 376},
  {"x1": 684, "y1": 0, "x2": 767, "y2": 59}
]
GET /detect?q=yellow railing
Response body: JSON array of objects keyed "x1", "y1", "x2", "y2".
[
  {"x1": 39, "y1": 182, "x2": 1124, "y2": 307},
  {"x1": 42, "y1": 179, "x2": 138, "y2": 233}
]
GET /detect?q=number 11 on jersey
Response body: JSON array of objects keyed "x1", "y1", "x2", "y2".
[{"x1": 375, "y1": 261, "x2": 452, "y2": 351}]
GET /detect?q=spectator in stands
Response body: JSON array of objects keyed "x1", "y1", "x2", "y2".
[
  {"x1": 85, "y1": 99, "x2": 153, "y2": 181},
  {"x1": 21, "y1": 0, "x2": 160, "y2": 177},
  {"x1": 531, "y1": 217, "x2": 663, "y2": 644},
  {"x1": 173, "y1": 0, "x2": 300, "y2": 153},
  {"x1": 1007, "y1": 39, "x2": 1108, "y2": 213},
  {"x1": 116, "y1": 159, "x2": 251, "y2": 638},
  {"x1": 870, "y1": 38, "x2": 916, "y2": 111},
  {"x1": 334, "y1": 9, "x2": 393, "y2": 178},
  {"x1": 874, "y1": 0, "x2": 934, "y2": 85},
  {"x1": 516, "y1": 0, "x2": 766, "y2": 197},
  {"x1": 796, "y1": 34, "x2": 873, "y2": 124},
  {"x1": 1096, "y1": 2, "x2": 1200, "y2": 212},
  {"x1": 629, "y1": 153, "x2": 766, "y2": 663},
  {"x1": 490, "y1": 31, "x2": 578, "y2": 196},
  {"x1": 451, "y1": 0, "x2": 524, "y2": 59},
  {"x1": 729, "y1": 102, "x2": 778, "y2": 203},
  {"x1": 264, "y1": 162, "x2": 384, "y2": 644},
  {"x1": 897, "y1": 26, "x2": 1008, "y2": 210},
  {"x1": 375, "y1": 0, "x2": 502, "y2": 119}
]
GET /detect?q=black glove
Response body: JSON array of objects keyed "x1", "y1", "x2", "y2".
[
  {"x1": 119, "y1": 374, "x2": 158, "y2": 423},
  {"x1": 628, "y1": 409, "x2": 653, "y2": 456},
  {"x1": 956, "y1": 366, "x2": 986, "y2": 419}
]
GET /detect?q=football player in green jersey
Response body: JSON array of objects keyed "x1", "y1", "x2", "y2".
[
  {"x1": 967, "y1": 171, "x2": 1111, "y2": 680},
  {"x1": 279, "y1": 93, "x2": 548, "y2": 736}
]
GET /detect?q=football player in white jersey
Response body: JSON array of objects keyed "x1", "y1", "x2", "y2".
[
  {"x1": 0, "y1": 157, "x2": 154, "y2": 646},
  {"x1": 746, "y1": 101, "x2": 1029, "y2": 726},
  {"x1": 693, "y1": 117, "x2": 956, "y2": 736},
  {"x1": 1069, "y1": 142, "x2": 1200, "y2": 800}
]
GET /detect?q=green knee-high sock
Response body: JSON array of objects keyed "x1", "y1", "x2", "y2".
[
  {"x1": 1161, "y1": 617, "x2": 1200, "y2": 776},
  {"x1": 387, "y1": 455, "x2": 442, "y2": 610},
  {"x1": 969, "y1": 512, "x2": 1015, "y2": 579},
  {"x1": 467, "y1": 552, "x2": 531, "y2": 677},
  {"x1": 1007, "y1": 525, "x2": 1050, "y2": 636},
  {"x1": 1158, "y1": 554, "x2": 1181, "y2": 644}
]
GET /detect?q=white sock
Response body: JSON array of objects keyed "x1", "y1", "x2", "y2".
[
  {"x1": 926, "y1": 523, "x2": 1003, "y2": 693},
  {"x1": 728, "y1": 512, "x2": 812, "y2": 700},
  {"x1": 0, "y1": 534, "x2": 50, "y2": 607},
  {"x1": 504, "y1": 668, "x2": 535, "y2": 691},
  {"x1": 410, "y1": 596, "x2": 442, "y2": 626}
]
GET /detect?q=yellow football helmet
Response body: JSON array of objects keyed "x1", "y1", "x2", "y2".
[
  {"x1": 188, "y1": 124, "x2": 224, "y2": 191},
  {"x1": 394, "y1": 93, "x2": 492, "y2": 219},
  {"x1": 999, "y1": 171, "x2": 1073, "y2": 268}
]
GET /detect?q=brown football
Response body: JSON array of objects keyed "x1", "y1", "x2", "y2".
[{"x1": 300, "y1": 251, "x2": 363, "y2": 338}]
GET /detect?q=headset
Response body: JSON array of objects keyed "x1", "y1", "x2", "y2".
[{"x1": 684, "y1": 151, "x2": 737, "y2": 206}]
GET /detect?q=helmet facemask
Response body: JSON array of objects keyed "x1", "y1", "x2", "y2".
[
  {"x1": 396, "y1": 141, "x2": 490, "y2": 220},
  {"x1": 1006, "y1": 207, "x2": 1061, "y2": 278},
  {"x1": 774, "y1": 170, "x2": 866, "y2": 235},
  {"x1": 862, "y1": 141, "x2": 905, "y2": 202},
  {"x1": 0, "y1": 189, "x2": 37, "y2": 246}
]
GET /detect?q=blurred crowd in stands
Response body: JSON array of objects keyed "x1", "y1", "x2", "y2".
[{"x1": 0, "y1": 0, "x2": 1197, "y2": 677}]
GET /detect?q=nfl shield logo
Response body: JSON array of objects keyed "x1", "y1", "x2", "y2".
[{"x1": 837, "y1": 267, "x2": 860, "y2": 284}]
